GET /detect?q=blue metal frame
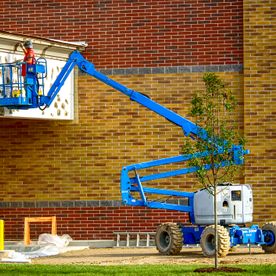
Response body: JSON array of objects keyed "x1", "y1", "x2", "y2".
[
  {"x1": 181, "y1": 224, "x2": 273, "y2": 247},
  {"x1": 229, "y1": 225, "x2": 267, "y2": 246},
  {"x1": 0, "y1": 59, "x2": 46, "y2": 109},
  {"x1": 181, "y1": 226, "x2": 205, "y2": 245},
  {"x1": 0, "y1": 62, "x2": 25, "y2": 106}
]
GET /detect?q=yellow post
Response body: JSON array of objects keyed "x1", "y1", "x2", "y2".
[{"x1": 0, "y1": 220, "x2": 4, "y2": 250}]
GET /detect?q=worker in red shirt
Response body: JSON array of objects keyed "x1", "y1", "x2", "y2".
[{"x1": 19, "y1": 40, "x2": 36, "y2": 77}]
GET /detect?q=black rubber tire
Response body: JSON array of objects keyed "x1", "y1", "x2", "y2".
[
  {"x1": 200, "y1": 225, "x2": 230, "y2": 257},
  {"x1": 261, "y1": 221, "x2": 276, "y2": 253},
  {"x1": 155, "y1": 223, "x2": 183, "y2": 255}
]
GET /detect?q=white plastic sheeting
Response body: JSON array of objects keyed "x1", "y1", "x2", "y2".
[
  {"x1": 37, "y1": 234, "x2": 72, "y2": 248},
  {"x1": 1, "y1": 234, "x2": 73, "y2": 263}
]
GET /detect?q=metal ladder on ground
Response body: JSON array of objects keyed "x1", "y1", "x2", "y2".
[{"x1": 114, "y1": 232, "x2": 155, "y2": 247}]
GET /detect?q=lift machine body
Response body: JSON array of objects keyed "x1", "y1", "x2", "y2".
[{"x1": 0, "y1": 51, "x2": 275, "y2": 257}]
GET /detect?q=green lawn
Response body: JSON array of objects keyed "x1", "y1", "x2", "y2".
[{"x1": 0, "y1": 264, "x2": 275, "y2": 276}]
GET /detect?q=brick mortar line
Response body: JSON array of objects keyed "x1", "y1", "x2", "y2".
[
  {"x1": 79, "y1": 64, "x2": 243, "y2": 76},
  {"x1": 0, "y1": 199, "x2": 188, "y2": 208}
]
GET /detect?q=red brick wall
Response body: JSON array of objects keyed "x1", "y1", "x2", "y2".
[
  {"x1": 1, "y1": 207, "x2": 188, "y2": 241},
  {"x1": 0, "y1": 0, "x2": 243, "y2": 68},
  {"x1": 0, "y1": 0, "x2": 246, "y2": 241}
]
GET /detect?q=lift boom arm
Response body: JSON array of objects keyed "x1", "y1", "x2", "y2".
[
  {"x1": 41, "y1": 51, "x2": 248, "y2": 222},
  {"x1": 42, "y1": 51, "x2": 207, "y2": 139}
]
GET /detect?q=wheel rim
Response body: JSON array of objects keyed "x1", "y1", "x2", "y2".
[
  {"x1": 264, "y1": 230, "x2": 275, "y2": 246},
  {"x1": 159, "y1": 231, "x2": 171, "y2": 250},
  {"x1": 206, "y1": 233, "x2": 215, "y2": 252}
]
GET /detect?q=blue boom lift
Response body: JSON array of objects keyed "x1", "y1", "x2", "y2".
[{"x1": 0, "y1": 51, "x2": 275, "y2": 257}]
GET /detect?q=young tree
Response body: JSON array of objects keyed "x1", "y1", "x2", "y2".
[{"x1": 183, "y1": 73, "x2": 245, "y2": 268}]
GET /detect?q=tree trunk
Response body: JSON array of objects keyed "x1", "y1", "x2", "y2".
[{"x1": 214, "y1": 185, "x2": 218, "y2": 269}]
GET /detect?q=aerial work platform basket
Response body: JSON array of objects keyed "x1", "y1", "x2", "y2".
[{"x1": 0, "y1": 58, "x2": 47, "y2": 109}]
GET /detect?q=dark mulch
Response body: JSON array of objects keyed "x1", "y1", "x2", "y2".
[{"x1": 194, "y1": 267, "x2": 246, "y2": 273}]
